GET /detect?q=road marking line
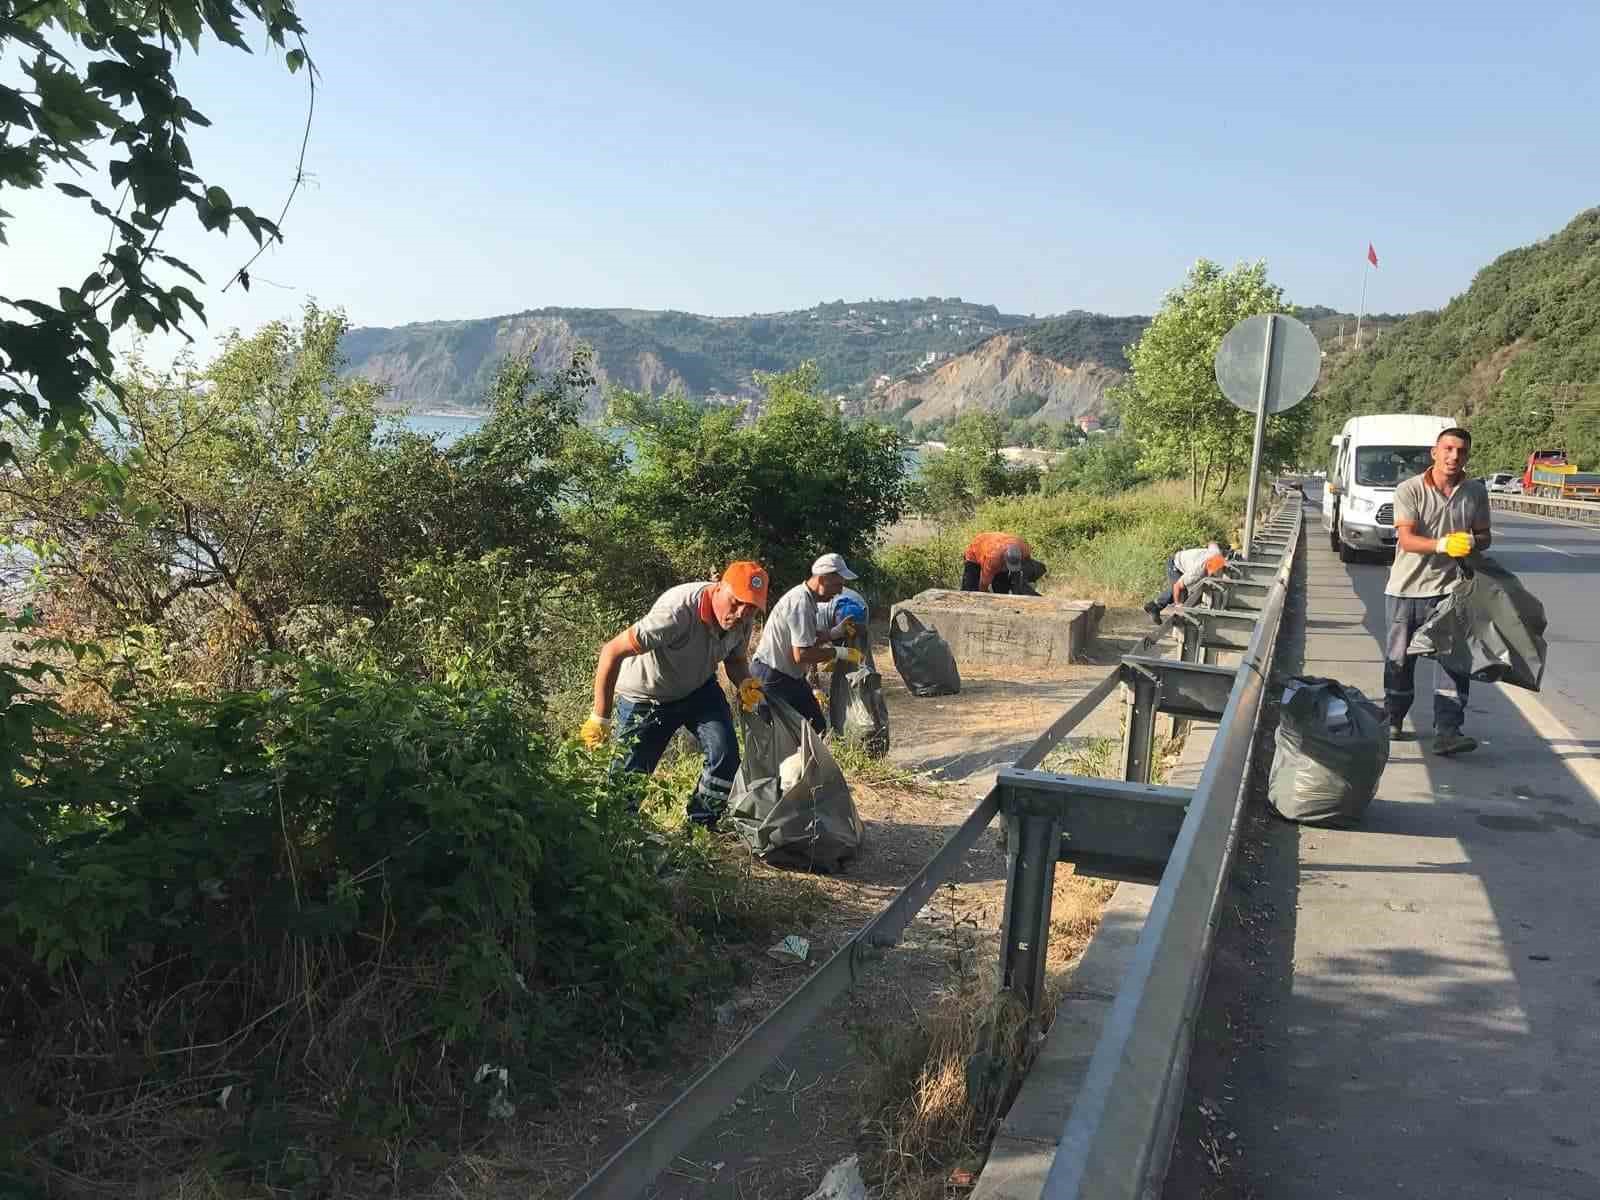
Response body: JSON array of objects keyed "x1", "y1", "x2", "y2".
[
  {"x1": 1535, "y1": 542, "x2": 1576, "y2": 558},
  {"x1": 1494, "y1": 685, "x2": 1600, "y2": 806}
]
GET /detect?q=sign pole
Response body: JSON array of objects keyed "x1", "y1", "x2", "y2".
[{"x1": 1241, "y1": 314, "x2": 1277, "y2": 560}]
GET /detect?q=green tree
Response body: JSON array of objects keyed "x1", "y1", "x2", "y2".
[
  {"x1": 1, "y1": 0, "x2": 312, "y2": 453},
  {"x1": 1042, "y1": 434, "x2": 1149, "y2": 496},
  {"x1": 1115, "y1": 260, "x2": 1311, "y2": 500},
  {"x1": 611, "y1": 363, "x2": 910, "y2": 588}
]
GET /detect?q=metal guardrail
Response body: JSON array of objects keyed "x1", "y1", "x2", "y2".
[
  {"x1": 572, "y1": 505, "x2": 1301, "y2": 1200},
  {"x1": 1034, "y1": 500, "x2": 1302, "y2": 1200},
  {"x1": 1490, "y1": 492, "x2": 1600, "y2": 524}
]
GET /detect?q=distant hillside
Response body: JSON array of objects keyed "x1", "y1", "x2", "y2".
[
  {"x1": 856, "y1": 318, "x2": 1140, "y2": 427},
  {"x1": 342, "y1": 295, "x2": 1404, "y2": 430},
  {"x1": 1305, "y1": 208, "x2": 1600, "y2": 472},
  {"x1": 341, "y1": 299, "x2": 1031, "y2": 416}
]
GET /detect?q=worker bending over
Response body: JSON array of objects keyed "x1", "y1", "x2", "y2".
[
  {"x1": 752, "y1": 553, "x2": 864, "y2": 734},
  {"x1": 582, "y1": 561, "x2": 769, "y2": 827},
  {"x1": 1144, "y1": 542, "x2": 1229, "y2": 623},
  {"x1": 961, "y1": 532, "x2": 1047, "y2": 595}
]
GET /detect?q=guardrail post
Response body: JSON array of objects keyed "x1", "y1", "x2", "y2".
[
  {"x1": 1120, "y1": 663, "x2": 1160, "y2": 785},
  {"x1": 996, "y1": 794, "x2": 1061, "y2": 1019}
]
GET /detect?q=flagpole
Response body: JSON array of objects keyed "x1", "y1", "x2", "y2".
[{"x1": 1354, "y1": 267, "x2": 1369, "y2": 349}]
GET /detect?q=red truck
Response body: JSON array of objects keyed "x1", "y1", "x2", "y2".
[{"x1": 1523, "y1": 448, "x2": 1600, "y2": 500}]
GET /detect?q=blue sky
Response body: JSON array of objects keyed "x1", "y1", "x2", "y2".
[{"x1": 7, "y1": 0, "x2": 1599, "y2": 353}]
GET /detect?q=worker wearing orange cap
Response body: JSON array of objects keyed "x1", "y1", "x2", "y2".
[
  {"x1": 582, "y1": 561, "x2": 769, "y2": 827},
  {"x1": 1143, "y1": 542, "x2": 1229, "y2": 623}
]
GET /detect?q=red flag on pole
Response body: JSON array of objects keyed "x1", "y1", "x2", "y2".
[{"x1": 1367, "y1": 243, "x2": 1379, "y2": 267}]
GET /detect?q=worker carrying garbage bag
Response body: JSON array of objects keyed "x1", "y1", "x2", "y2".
[
  {"x1": 808, "y1": 584, "x2": 890, "y2": 754},
  {"x1": 581, "y1": 561, "x2": 769, "y2": 828},
  {"x1": 1382, "y1": 427, "x2": 1492, "y2": 756}
]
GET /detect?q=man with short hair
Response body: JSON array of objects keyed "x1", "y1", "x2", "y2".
[
  {"x1": 960, "y1": 532, "x2": 1047, "y2": 595},
  {"x1": 1385, "y1": 427, "x2": 1491, "y2": 755},
  {"x1": 752, "y1": 553, "x2": 864, "y2": 734},
  {"x1": 582, "y1": 561, "x2": 770, "y2": 826},
  {"x1": 1143, "y1": 542, "x2": 1229, "y2": 623}
]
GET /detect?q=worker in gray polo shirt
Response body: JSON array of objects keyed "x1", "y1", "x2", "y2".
[
  {"x1": 582, "y1": 560, "x2": 770, "y2": 827},
  {"x1": 1384, "y1": 426, "x2": 1492, "y2": 755},
  {"x1": 752, "y1": 553, "x2": 864, "y2": 734}
]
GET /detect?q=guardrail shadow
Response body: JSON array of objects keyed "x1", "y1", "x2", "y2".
[{"x1": 1169, "y1": 498, "x2": 1600, "y2": 1197}]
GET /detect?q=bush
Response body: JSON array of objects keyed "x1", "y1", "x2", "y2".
[{"x1": 0, "y1": 662, "x2": 730, "y2": 1186}]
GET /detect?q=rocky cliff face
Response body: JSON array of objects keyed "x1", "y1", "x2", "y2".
[
  {"x1": 343, "y1": 314, "x2": 692, "y2": 417},
  {"x1": 861, "y1": 334, "x2": 1122, "y2": 424}
]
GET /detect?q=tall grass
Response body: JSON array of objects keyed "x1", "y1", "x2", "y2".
[{"x1": 866, "y1": 482, "x2": 1239, "y2": 610}]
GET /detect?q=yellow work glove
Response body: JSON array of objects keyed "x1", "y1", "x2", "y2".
[
  {"x1": 836, "y1": 617, "x2": 859, "y2": 640},
  {"x1": 813, "y1": 688, "x2": 830, "y2": 713},
  {"x1": 821, "y1": 646, "x2": 863, "y2": 673},
  {"x1": 1437, "y1": 531, "x2": 1474, "y2": 558},
  {"x1": 737, "y1": 676, "x2": 765, "y2": 713},
  {"x1": 579, "y1": 714, "x2": 612, "y2": 750}
]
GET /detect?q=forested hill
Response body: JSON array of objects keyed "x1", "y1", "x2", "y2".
[
  {"x1": 1305, "y1": 208, "x2": 1600, "y2": 472},
  {"x1": 340, "y1": 298, "x2": 1032, "y2": 414}
]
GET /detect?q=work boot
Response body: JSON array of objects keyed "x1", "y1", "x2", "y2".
[
  {"x1": 1143, "y1": 601, "x2": 1163, "y2": 625},
  {"x1": 1431, "y1": 730, "x2": 1478, "y2": 756},
  {"x1": 1389, "y1": 718, "x2": 1408, "y2": 741}
]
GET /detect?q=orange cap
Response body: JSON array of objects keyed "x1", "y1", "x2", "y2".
[
  {"x1": 1205, "y1": 554, "x2": 1228, "y2": 576},
  {"x1": 721, "y1": 560, "x2": 770, "y2": 611}
]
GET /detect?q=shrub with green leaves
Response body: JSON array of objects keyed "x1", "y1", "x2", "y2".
[{"x1": 0, "y1": 662, "x2": 728, "y2": 1185}]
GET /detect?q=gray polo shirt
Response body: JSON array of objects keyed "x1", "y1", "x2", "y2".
[
  {"x1": 1173, "y1": 545, "x2": 1218, "y2": 587},
  {"x1": 1385, "y1": 471, "x2": 1491, "y2": 598},
  {"x1": 616, "y1": 582, "x2": 752, "y2": 703},
  {"x1": 754, "y1": 582, "x2": 820, "y2": 680}
]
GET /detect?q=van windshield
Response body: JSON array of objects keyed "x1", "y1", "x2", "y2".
[{"x1": 1354, "y1": 446, "x2": 1432, "y2": 487}]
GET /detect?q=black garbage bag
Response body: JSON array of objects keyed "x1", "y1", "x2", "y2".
[
  {"x1": 727, "y1": 699, "x2": 863, "y2": 872},
  {"x1": 1407, "y1": 556, "x2": 1547, "y2": 691},
  {"x1": 889, "y1": 610, "x2": 961, "y2": 697},
  {"x1": 1268, "y1": 677, "x2": 1390, "y2": 824},
  {"x1": 827, "y1": 662, "x2": 891, "y2": 757}
]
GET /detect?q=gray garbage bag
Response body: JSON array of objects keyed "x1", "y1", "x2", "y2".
[
  {"x1": 728, "y1": 699, "x2": 864, "y2": 871},
  {"x1": 889, "y1": 611, "x2": 961, "y2": 697},
  {"x1": 828, "y1": 662, "x2": 891, "y2": 757},
  {"x1": 1268, "y1": 677, "x2": 1390, "y2": 824},
  {"x1": 1406, "y1": 556, "x2": 1547, "y2": 691}
]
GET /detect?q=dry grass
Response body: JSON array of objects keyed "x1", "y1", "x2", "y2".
[{"x1": 856, "y1": 979, "x2": 1029, "y2": 1200}]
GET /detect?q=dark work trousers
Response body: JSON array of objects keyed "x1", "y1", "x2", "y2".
[
  {"x1": 960, "y1": 561, "x2": 1024, "y2": 594},
  {"x1": 1384, "y1": 593, "x2": 1470, "y2": 733},
  {"x1": 1149, "y1": 557, "x2": 1183, "y2": 610},
  {"x1": 613, "y1": 676, "x2": 739, "y2": 826},
  {"x1": 751, "y1": 658, "x2": 827, "y2": 734}
]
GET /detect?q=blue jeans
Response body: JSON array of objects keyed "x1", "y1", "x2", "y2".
[
  {"x1": 752, "y1": 659, "x2": 827, "y2": 734},
  {"x1": 1149, "y1": 558, "x2": 1183, "y2": 610},
  {"x1": 1383, "y1": 594, "x2": 1470, "y2": 734},
  {"x1": 614, "y1": 677, "x2": 739, "y2": 826}
]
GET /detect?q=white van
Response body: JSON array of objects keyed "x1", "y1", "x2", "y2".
[{"x1": 1323, "y1": 414, "x2": 1458, "y2": 562}]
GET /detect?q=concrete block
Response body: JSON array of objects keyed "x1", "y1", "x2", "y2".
[{"x1": 890, "y1": 589, "x2": 1104, "y2": 669}]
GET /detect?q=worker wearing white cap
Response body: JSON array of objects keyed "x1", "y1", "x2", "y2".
[{"x1": 751, "y1": 553, "x2": 865, "y2": 733}]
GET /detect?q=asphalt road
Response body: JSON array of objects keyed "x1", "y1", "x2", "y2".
[{"x1": 1303, "y1": 482, "x2": 1600, "y2": 732}]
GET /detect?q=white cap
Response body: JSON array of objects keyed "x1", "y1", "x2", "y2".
[{"x1": 811, "y1": 552, "x2": 858, "y2": 580}]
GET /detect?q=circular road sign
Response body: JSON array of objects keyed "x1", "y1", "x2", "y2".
[{"x1": 1214, "y1": 313, "x2": 1320, "y2": 415}]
